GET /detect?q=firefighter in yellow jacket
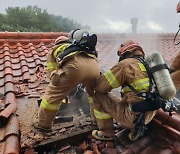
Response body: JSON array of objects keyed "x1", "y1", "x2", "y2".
[
  {"x1": 46, "y1": 35, "x2": 70, "y2": 104},
  {"x1": 92, "y1": 40, "x2": 157, "y2": 141},
  {"x1": 33, "y1": 29, "x2": 100, "y2": 131},
  {"x1": 46, "y1": 35, "x2": 69, "y2": 79},
  {"x1": 170, "y1": 52, "x2": 180, "y2": 90},
  {"x1": 171, "y1": 2, "x2": 180, "y2": 90}
]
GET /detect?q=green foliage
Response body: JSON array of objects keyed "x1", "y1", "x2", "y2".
[{"x1": 0, "y1": 5, "x2": 90, "y2": 32}]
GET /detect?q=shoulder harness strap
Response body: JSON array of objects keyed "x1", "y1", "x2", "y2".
[{"x1": 57, "y1": 44, "x2": 97, "y2": 62}]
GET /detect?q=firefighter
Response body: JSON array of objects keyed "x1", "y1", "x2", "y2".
[
  {"x1": 171, "y1": 2, "x2": 180, "y2": 90},
  {"x1": 46, "y1": 36, "x2": 70, "y2": 104},
  {"x1": 170, "y1": 52, "x2": 180, "y2": 90},
  {"x1": 92, "y1": 40, "x2": 157, "y2": 141},
  {"x1": 46, "y1": 35, "x2": 69, "y2": 79},
  {"x1": 32, "y1": 29, "x2": 100, "y2": 131}
]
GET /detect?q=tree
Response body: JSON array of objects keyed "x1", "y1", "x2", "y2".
[{"x1": 0, "y1": 5, "x2": 90, "y2": 32}]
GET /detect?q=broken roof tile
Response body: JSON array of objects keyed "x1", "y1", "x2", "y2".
[
  {"x1": 155, "y1": 110, "x2": 180, "y2": 132},
  {"x1": 0, "y1": 114, "x2": 19, "y2": 154}
]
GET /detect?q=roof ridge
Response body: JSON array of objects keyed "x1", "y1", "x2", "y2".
[{"x1": 0, "y1": 32, "x2": 68, "y2": 39}]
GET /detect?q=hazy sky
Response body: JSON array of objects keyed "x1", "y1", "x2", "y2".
[{"x1": 0, "y1": 0, "x2": 179, "y2": 33}]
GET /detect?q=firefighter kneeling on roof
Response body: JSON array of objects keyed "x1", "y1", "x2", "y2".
[
  {"x1": 170, "y1": 1, "x2": 180, "y2": 91},
  {"x1": 32, "y1": 29, "x2": 100, "y2": 131},
  {"x1": 92, "y1": 40, "x2": 171, "y2": 141}
]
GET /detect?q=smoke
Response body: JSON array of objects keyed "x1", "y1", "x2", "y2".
[{"x1": 0, "y1": 0, "x2": 179, "y2": 33}]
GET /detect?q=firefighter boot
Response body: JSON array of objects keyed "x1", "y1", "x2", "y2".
[
  {"x1": 92, "y1": 118, "x2": 115, "y2": 141},
  {"x1": 128, "y1": 129, "x2": 140, "y2": 141},
  {"x1": 32, "y1": 121, "x2": 51, "y2": 132},
  {"x1": 32, "y1": 105, "x2": 58, "y2": 132}
]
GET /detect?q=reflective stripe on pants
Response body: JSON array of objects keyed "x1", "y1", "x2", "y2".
[
  {"x1": 94, "y1": 109, "x2": 111, "y2": 120},
  {"x1": 41, "y1": 97, "x2": 61, "y2": 111}
]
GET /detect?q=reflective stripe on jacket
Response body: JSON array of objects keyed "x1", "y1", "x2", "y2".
[
  {"x1": 103, "y1": 62, "x2": 149, "y2": 93},
  {"x1": 122, "y1": 62, "x2": 149, "y2": 93},
  {"x1": 53, "y1": 43, "x2": 70, "y2": 58},
  {"x1": 122, "y1": 78, "x2": 150, "y2": 93},
  {"x1": 104, "y1": 70, "x2": 120, "y2": 88},
  {"x1": 46, "y1": 62, "x2": 58, "y2": 71},
  {"x1": 47, "y1": 43, "x2": 70, "y2": 71},
  {"x1": 46, "y1": 43, "x2": 71, "y2": 78}
]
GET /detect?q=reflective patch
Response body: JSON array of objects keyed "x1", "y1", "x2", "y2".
[
  {"x1": 46, "y1": 62, "x2": 58, "y2": 70},
  {"x1": 88, "y1": 96, "x2": 93, "y2": 104},
  {"x1": 138, "y1": 63, "x2": 146, "y2": 72},
  {"x1": 104, "y1": 70, "x2": 120, "y2": 88},
  {"x1": 86, "y1": 53, "x2": 97, "y2": 59},
  {"x1": 53, "y1": 43, "x2": 70, "y2": 58},
  {"x1": 41, "y1": 97, "x2": 61, "y2": 110},
  {"x1": 122, "y1": 78, "x2": 149, "y2": 93},
  {"x1": 94, "y1": 109, "x2": 111, "y2": 119}
]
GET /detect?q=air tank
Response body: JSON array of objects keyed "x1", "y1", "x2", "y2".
[{"x1": 146, "y1": 51, "x2": 176, "y2": 100}]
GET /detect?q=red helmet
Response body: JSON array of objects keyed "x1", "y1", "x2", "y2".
[
  {"x1": 117, "y1": 40, "x2": 143, "y2": 55},
  {"x1": 55, "y1": 36, "x2": 69, "y2": 45},
  {"x1": 177, "y1": 2, "x2": 180, "y2": 13}
]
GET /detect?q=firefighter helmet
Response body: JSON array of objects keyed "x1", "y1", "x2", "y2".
[
  {"x1": 68, "y1": 29, "x2": 97, "y2": 50},
  {"x1": 177, "y1": 2, "x2": 180, "y2": 13},
  {"x1": 117, "y1": 40, "x2": 143, "y2": 55},
  {"x1": 55, "y1": 36, "x2": 69, "y2": 45},
  {"x1": 68, "y1": 29, "x2": 90, "y2": 43}
]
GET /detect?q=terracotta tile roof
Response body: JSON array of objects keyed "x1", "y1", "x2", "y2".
[
  {"x1": 97, "y1": 33, "x2": 180, "y2": 71},
  {"x1": 0, "y1": 32, "x2": 179, "y2": 154},
  {"x1": 0, "y1": 32, "x2": 65, "y2": 154}
]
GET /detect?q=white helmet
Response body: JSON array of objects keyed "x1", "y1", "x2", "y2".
[
  {"x1": 68, "y1": 29, "x2": 89, "y2": 42},
  {"x1": 68, "y1": 29, "x2": 97, "y2": 50}
]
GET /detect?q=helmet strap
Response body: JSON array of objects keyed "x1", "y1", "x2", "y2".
[
  {"x1": 174, "y1": 23, "x2": 180, "y2": 45},
  {"x1": 71, "y1": 29, "x2": 80, "y2": 40},
  {"x1": 118, "y1": 51, "x2": 132, "y2": 62}
]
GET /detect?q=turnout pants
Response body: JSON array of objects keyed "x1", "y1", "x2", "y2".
[
  {"x1": 170, "y1": 52, "x2": 180, "y2": 90},
  {"x1": 171, "y1": 70, "x2": 180, "y2": 90},
  {"x1": 38, "y1": 53, "x2": 100, "y2": 128},
  {"x1": 93, "y1": 92, "x2": 157, "y2": 137}
]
